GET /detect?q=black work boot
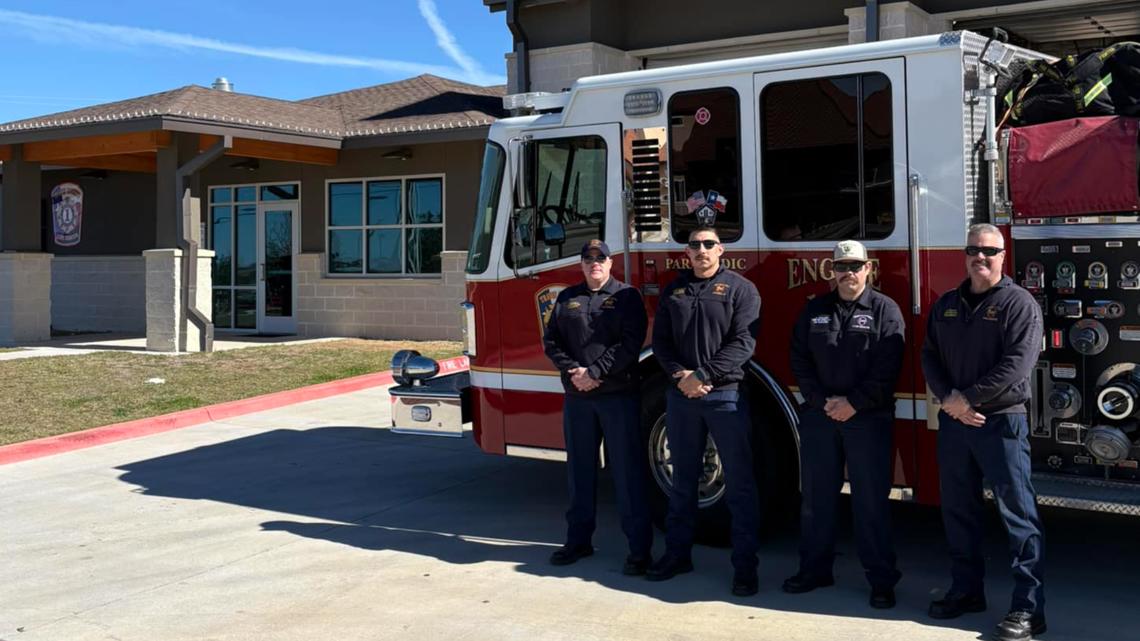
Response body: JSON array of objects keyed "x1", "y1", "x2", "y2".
[
  {"x1": 928, "y1": 592, "x2": 987, "y2": 619},
  {"x1": 549, "y1": 543, "x2": 593, "y2": 566},
  {"x1": 994, "y1": 610, "x2": 1046, "y2": 641}
]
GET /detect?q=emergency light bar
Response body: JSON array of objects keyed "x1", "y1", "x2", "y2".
[{"x1": 502, "y1": 91, "x2": 570, "y2": 112}]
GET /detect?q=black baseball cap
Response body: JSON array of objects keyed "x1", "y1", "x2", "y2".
[{"x1": 580, "y1": 239, "x2": 611, "y2": 258}]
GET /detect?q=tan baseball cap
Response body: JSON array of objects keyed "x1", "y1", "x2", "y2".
[{"x1": 833, "y1": 239, "x2": 868, "y2": 262}]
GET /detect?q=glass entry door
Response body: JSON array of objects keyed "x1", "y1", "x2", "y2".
[
  {"x1": 257, "y1": 203, "x2": 298, "y2": 334},
  {"x1": 209, "y1": 183, "x2": 299, "y2": 334}
]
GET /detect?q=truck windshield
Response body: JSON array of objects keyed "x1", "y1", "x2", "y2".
[{"x1": 466, "y1": 142, "x2": 506, "y2": 274}]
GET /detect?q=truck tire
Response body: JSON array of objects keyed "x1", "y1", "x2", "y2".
[{"x1": 640, "y1": 374, "x2": 798, "y2": 547}]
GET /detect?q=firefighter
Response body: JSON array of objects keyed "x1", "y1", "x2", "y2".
[
  {"x1": 648, "y1": 226, "x2": 763, "y2": 596},
  {"x1": 786, "y1": 239, "x2": 905, "y2": 609},
  {"x1": 542, "y1": 239, "x2": 653, "y2": 575},
  {"x1": 921, "y1": 223, "x2": 1046, "y2": 641}
]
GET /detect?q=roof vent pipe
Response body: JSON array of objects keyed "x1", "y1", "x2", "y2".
[{"x1": 212, "y1": 77, "x2": 234, "y2": 92}]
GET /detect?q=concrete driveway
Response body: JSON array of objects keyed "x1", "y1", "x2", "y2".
[{"x1": 1, "y1": 387, "x2": 1136, "y2": 641}]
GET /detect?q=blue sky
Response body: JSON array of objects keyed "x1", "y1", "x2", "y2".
[{"x1": 0, "y1": 1, "x2": 512, "y2": 123}]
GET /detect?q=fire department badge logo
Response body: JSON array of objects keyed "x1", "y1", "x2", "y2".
[
  {"x1": 536, "y1": 284, "x2": 568, "y2": 332},
  {"x1": 51, "y1": 182, "x2": 84, "y2": 247},
  {"x1": 984, "y1": 305, "x2": 1000, "y2": 321},
  {"x1": 712, "y1": 283, "x2": 729, "y2": 296},
  {"x1": 851, "y1": 313, "x2": 874, "y2": 330}
]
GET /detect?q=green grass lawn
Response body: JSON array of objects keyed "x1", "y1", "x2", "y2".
[{"x1": 0, "y1": 339, "x2": 461, "y2": 446}]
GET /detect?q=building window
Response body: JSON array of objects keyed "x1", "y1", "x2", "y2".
[
  {"x1": 668, "y1": 88, "x2": 743, "y2": 243},
  {"x1": 326, "y1": 176, "x2": 444, "y2": 276},
  {"x1": 760, "y1": 73, "x2": 894, "y2": 241}
]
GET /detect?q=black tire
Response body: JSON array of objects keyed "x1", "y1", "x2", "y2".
[{"x1": 639, "y1": 373, "x2": 799, "y2": 547}]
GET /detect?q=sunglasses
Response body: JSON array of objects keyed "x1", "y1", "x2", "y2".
[
  {"x1": 687, "y1": 240, "x2": 719, "y2": 250},
  {"x1": 832, "y1": 261, "x2": 866, "y2": 273},
  {"x1": 965, "y1": 245, "x2": 1004, "y2": 257},
  {"x1": 581, "y1": 255, "x2": 609, "y2": 263}
]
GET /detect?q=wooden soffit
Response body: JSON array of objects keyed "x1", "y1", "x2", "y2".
[
  {"x1": 199, "y1": 134, "x2": 339, "y2": 166},
  {"x1": 22, "y1": 130, "x2": 171, "y2": 163}
]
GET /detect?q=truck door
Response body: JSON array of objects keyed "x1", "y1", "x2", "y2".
[
  {"x1": 752, "y1": 58, "x2": 921, "y2": 488},
  {"x1": 496, "y1": 123, "x2": 624, "y2": 452}
]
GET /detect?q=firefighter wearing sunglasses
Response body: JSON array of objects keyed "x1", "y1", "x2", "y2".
[
  {"x1": 787, "y1": 239, "x2": 905, "y2": 609},
  {"x1": 649, "y1": 226, "x2": 763, "y2": 596},
  {"x1": 922, "y1": 223, "x2": 1046, "y2": 641}
]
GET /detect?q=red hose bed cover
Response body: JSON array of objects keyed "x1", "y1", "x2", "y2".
[{"x1": 1008, "y1": 116, "x2": 1139, "y2": 218}]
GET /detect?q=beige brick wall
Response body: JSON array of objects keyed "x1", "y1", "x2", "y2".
[
  {"x1": 52, "y1": 256, "x2": 146, "y2": 333},
  {"x1": 295, "y1": 250, "x2": 467, "y2": 341},
  {"x1": 0, "y1": 252, "x2": 52, "y2": 345},
  {"x1": 508, "y1": 42, "x2": 638, "y2": 94}
]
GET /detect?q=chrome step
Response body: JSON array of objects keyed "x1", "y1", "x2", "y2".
[{"x1": 985, "y1": 473, "x2": 1140, "y2": 516}]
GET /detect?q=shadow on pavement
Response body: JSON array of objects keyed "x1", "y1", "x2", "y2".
[{"x1": 116, "y1": 425, "x2": 1138, "y2": 641}]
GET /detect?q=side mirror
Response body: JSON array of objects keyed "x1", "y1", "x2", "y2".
[{"x1": 540, "y1": 222, "x2": 566, "y2": 246}]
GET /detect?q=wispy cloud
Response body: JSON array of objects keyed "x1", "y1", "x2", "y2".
[
  {"x1": 417, "y1": 0, "x2": 491, "y2": 82},
  {"x1": 0, "y1": 9, "x2": 505, "y2": 86}
]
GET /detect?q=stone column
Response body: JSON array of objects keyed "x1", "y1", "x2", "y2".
[
  {"x1": 507, "y1": 42, "x2": 638, "y2": 94},
  {"x1": 144, "y1": 248, "x2": 214, "y2": 352},
  {"x1": 846, "y1": 2, "x2": 950, "y2": 44},
  {"x1": 0, "y1": 252, "x2": 53, "y2": 345}
]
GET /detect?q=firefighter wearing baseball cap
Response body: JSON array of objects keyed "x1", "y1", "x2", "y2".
[
  {"x1": 786, "y1": 239, "x2": 905, "y2": 608},
  {"x1": 542, "y1": 239, "x2": 653, "y2": 575},
  {"x1": 648, "y1": 226, "x2": 763, "y2": 596}
]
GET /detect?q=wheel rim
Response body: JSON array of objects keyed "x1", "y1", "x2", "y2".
[{"x1": 648, "y1": 413, "x2": 727, "y2": 509}]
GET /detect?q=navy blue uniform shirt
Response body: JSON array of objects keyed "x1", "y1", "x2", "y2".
[
  {"x1": 652, "y1": 266, "x2": 761, "y2": 391},
  {"x1": 790, "y1": 286, "x2": 906, "y2": 416},
  {"x1": 543, "y1": 277, "x2": 648, "y2": 396},
  {"x1": 921, "y1": 276, "x2": 1044, "y2": 414}
]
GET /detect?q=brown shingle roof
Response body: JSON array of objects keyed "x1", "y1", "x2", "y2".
[
  {"x1": 0, "y1": 74, "x2": 505, "y2": 141},
  {"x1": 0, "y1": 85, "x2": 345, "y2": 138},
  {"x1": 301, "y1": 74, "x2": 505, "y2": 136}
]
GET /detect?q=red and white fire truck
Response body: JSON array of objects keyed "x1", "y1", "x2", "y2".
[{"x1": 391, "y1": 31, "x2": 1140, "y2": 540}]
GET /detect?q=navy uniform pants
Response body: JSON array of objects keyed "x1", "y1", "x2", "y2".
[
  {"x1": 664, "y1": 388, "x2": 760, "y2": 573},
  {"x1": 938, "y1": 411, "x2": 1045, "y2": 615},
  {"x1": 563, "y1": 393, "x2": 652, "y2": 557},
  {"x1": 797, "y1": 407, "x2": 900, "y2": 589}
]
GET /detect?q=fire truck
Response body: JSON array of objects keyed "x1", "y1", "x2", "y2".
[{"x1": 390, "y1": 30, "x2": 1140, "y2": 541}]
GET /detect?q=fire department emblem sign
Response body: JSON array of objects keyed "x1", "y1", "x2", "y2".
[
  {"x1": 536, "y1": 284, "x2": 568, "y2": 333},
  {"x1": 51, "y1": 182, "x2": 84, "y2": 247}
]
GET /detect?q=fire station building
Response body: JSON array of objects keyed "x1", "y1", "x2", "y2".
[
  {"x1": 487, "y1": 0, "x2": 1138, "y2": 93},
  {"x1": 0, "y1": 76, "x2": 503, "y2": 349}
]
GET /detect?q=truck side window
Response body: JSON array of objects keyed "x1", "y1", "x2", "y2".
[
  {"x1": 508, "y1": 135, "x2": 606, "y2": 269},
  {"x1": 668, "y1": 88, "x2": 743, "y2": 243},
  {"x1": 761, "y1": 72, "x2": 894, "y2": 241}
]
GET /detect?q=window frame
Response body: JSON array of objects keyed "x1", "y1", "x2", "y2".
[
  {"x1": 504, "y1": 134, "x2": 607, "y2": 270},
  {"x1": 758, "y1": 71, "x2": 895, "y2": 243},
  {"x1": 206, "y1": 181, "x2": 301, "y2": 330},
  {"x1": 324, "y1": 173, "x2": 447, "y2": 278},
  {"x1": 666, "y1": 86, "x2": 744, "y2": 244}
]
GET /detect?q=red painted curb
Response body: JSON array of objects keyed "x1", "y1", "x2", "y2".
[{"x1": 0, "y1": 355, "x2": 469, "y2": 466}]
